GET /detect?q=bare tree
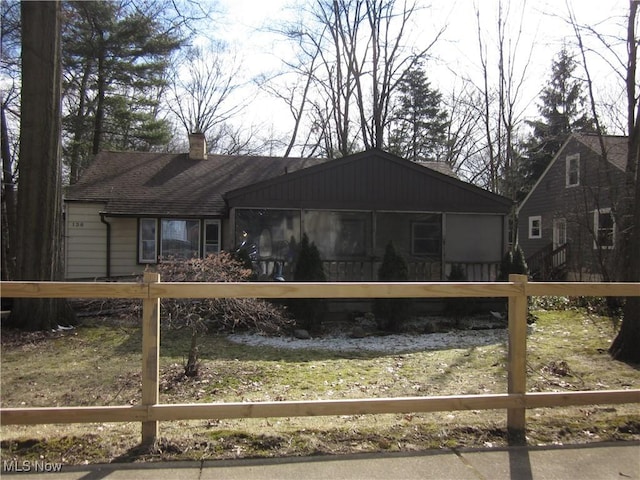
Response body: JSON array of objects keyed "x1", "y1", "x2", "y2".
[
  {"x1": 277, "y1": 0, "x2": 443, "y2": 157},
  {"x1": 169, "y1": 44, "x2": 244, "y2": 134},
  {"x1": 1, "y1": 1, "x2": 21, "y2": 281},
  {"x1": 472, "y1": 0, "x2": 533, "y2": 198},
  {"x1": 440, "y1": 82, "x2": 488, "y2": 181},
  {"x1": 566, "y1": 1, "x2": 640, "y2": 362}
]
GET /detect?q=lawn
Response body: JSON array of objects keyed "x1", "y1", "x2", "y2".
[{"x1": 1, "y1": 305, "x2": 639, "y2": 464}]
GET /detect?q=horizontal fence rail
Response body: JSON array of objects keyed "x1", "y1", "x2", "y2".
[
  {"x1": 1, "y1": 275, "x2": 639, "y2": 447},
  {"x1": 4, "y1": 280, "x2": 638, "y2": 299}
]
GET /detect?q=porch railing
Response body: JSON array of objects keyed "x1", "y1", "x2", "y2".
[
  {"x1": 527, "y1": 243, "x2": 570, "y2": 280},
  {"x1": 255, "y1": 258, "x2": 498, "y2": 282}
]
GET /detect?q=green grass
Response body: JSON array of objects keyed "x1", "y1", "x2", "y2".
[{"x1": 1, "y1": 308, "x2": 639, "y2": 464}]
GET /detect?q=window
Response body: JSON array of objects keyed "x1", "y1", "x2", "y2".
[
  {"x1": 139, "y1": 218, "x2": 219, "y2": 263},
  {"x1": 161, "y1": 219, "x2": 200, "y2": 259},
  {"x1": 412, "y1": 221, "x2": 441, "y2": 256},
  {"x1": 139, "y1": 218, "x2": 157, "y2": 263},
  {"x1": 594, "y1": 209, "x2": 615, "y2": 249},
  {"x1": 528, "y1": 216, "x2": 542, "y2": 239},
  {"x1": 566, "y1": 153, "x2": 580, "y2": 187},
  {"x1": 204, "y1": 220, "x2": 221, "y2": 256}
]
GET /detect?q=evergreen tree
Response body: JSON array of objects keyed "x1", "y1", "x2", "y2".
[
  {"x1": 289, "y1": 234, "x2": 326, "y2": 333},
  {"x1": 374, "y1": 242, "x2": 411, "y2": 332},
  {"x1": 520, "y1": 47, "x2": 596, "y2": 198},
  {"x1": 387, "y1": 63, "x2": 449, "y2": 162},
  {"x1": 62, "y1": 1, "x2": 183, "y2": 183}
]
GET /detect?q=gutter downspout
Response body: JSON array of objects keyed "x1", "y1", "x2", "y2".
[{"x1": 100, "y1": 212, "x2": 111, "y2": 279}]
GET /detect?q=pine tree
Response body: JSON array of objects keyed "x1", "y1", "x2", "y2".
[
  {"x1": 289, "y1": 234, "x2": 326, "y2": 332},
  {"x1": 387, "y1": 64, "x2": 449, "y2": 162},
  {"x1": 520, "y1": 47, "x2": 596, "y2": 198},
  {"x1": 62, "y1": 1, "x2": 183, "y2": 183},
  {"x1": 374, "y1": 242, "x2": 411, "y2": 332}
]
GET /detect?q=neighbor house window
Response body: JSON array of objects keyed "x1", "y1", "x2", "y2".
[
  {"x1": 411, "y1": 221, "x2": 441, "y2": 256},
  {"x1": 566, "y1": 153, "x2": 580, "y2": 187},
  {"x1": 594, "y1": 208, "x2": 615, "y2": 249},
  {"x1": 139, "y1": 218, "x2": 158, "y2": 263},
  {"x1": 204, "y1": 220, "x2": 221, "y2": 256},
  {"x1": 160, "y1": 219, "x2": 200, "y2": 259},
  {"x1": 528, "y1": 216, "x2": 542, "y2": 239}
]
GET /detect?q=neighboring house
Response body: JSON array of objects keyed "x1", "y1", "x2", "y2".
[
  {"x1": 517, "y1": 133, "x2": 628, "y2": 281},
  {"x1": 64, "y1": 134, "x2": 512, "y2": 282}
]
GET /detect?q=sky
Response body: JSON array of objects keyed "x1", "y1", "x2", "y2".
[{"x1": 209, "y1": 0, "x2": 632, "y2": 145}]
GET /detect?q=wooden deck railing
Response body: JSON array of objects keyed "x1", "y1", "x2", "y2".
[
  {"x1": 1, "y1": 275, "x2": 638, "y2": 447},
  {"x1": 256, "y1": 258, "x2": 498, "y2": 282}
]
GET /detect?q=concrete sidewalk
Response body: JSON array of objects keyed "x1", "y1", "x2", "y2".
[{"x1": 2, "y1": 441, "x2": 638, "y2": 479}]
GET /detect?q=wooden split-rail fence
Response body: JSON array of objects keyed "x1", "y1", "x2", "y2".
[{"x1": 0, "y1": 274, "x2": 638, "y2": 446}]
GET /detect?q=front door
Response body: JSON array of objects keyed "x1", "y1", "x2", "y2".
[
  {"x1": 552, "y1": 218, "x2": 567, "y2": 268},
  {"x1": 553, "y1": 218, "x2": 566, "y2": 249}
]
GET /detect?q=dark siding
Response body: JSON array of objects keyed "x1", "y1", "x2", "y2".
[
  {"x1": 518, "y1": 136, "x2": 626, "y2": 276},
  {"x1": 227, "y1": 152, "x2": 511, "y2": 214}
]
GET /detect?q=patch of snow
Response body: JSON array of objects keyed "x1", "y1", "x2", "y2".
[{"x1": 227, "y1": 328, "x2": 508, "y2": 354}]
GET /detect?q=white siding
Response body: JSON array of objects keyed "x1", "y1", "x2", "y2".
[
  {"x1": 66, "y1": 205, "x2": 145, "y2": 279},
  {"x1": 65, "y1": 203, "x2": 107, "y2": 279},
  {"x1": 110, "y1": 217, "x2": 144, "y2": 277}
]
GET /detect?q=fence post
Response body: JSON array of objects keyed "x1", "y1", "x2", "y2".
[
  {"x1": 141, "y1": 271, "x2": 160, "y2": 446},
  {"x1": 507, "y1": 273, "x2": 528, "y2": 445}
]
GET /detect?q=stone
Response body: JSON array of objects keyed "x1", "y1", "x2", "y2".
[
  {"x1": 350, "y1": 326, "x2": 367, "y2": 338},
  {"x1": 293, "y1": 329, "x2": 310, "y2": 339}
]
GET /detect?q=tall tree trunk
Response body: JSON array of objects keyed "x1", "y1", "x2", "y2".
[
  {"x1": 609, "y1": 0, "x2": 640, "y2": 363},
  {"x1": 92, "y1": 35, "x2": 106, "y2": 155},
  {"x1": 11, "y1": 1, "x2": 74, "y2": 331}
]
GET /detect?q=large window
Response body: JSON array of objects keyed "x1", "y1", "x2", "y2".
[
  {"x1": 304, "y1": 210, "x2": 371, "y2": 259},
  {"x1": 234, "y1": 209, "x2": 300, "y2": 260},
  {"x1": 138, "y1": 218, "x2": 220, "y2": 263},
  {"x1": 594, "y1": 208, "x2": 615, "y2": 249},
  {"x1": 139, "y1": 218, "x2": 157, "y2": 263},
  {"x1": 161, "y1": 219, "x2": 200, "y2": 259},
  {"x1": 566, "y1": 153, "x2": 580, "y2": 187},
  {"x1": 528, "y1": 216, "x2": 542, "y2": 239}
]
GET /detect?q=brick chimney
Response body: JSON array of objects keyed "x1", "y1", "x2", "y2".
[{"x1": 188, "y1": 132, "x2": 207, "y2": 160}]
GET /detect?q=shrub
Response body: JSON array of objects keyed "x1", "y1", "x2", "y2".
[
  {"x1": 444, "y1": 264, "x2": 476, "y2": 318},
  {"x1": 156, "y1": 253, "x2": 293, "y2": 376},
  {"x1": 374, "y1": 241, "x2": 411, "y2": 332},
  {"x1": 497, "y1": 244, "x2": 528, "y2": 281},
  {"x1": 156, "y1": 253, "x2": 292, "y2": 334},
  {"x1": 288, "y1": 234, "x2": 327, "y2": 333}
]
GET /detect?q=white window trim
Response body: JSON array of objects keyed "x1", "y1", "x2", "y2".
[
  {"x1": 565, "y1": 153, "x2": 580, "y2": 187},
  {"x1": 138, "y1": 218, "x2": 158, "y2": 264},
  {"x1": 552, "y1": 218, "x2": 566, "y2": 249},
  {"x1": 593, "y1": 208, "x2": 615, "y2": 250},
  {"x1": 204, "y1": 219, "x2": 221, "y2": 256},
  {"x1": 528, "y1": 216, "x2": 542, "y2": 239}
]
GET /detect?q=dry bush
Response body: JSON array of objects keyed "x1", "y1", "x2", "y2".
[{"x1": 156, "y1": 253, "x2": 292, "y2": 335}]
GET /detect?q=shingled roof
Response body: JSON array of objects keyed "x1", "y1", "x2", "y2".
[
  {"x1": 65, "y1": 150, "x2": 459, "y2": 217},
  {"x1": 574, "y1": 133, "x2": 628, "y2": 172},
  {"x1": 65, "y1": 151, "x2": 326, "y2": 216}
]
